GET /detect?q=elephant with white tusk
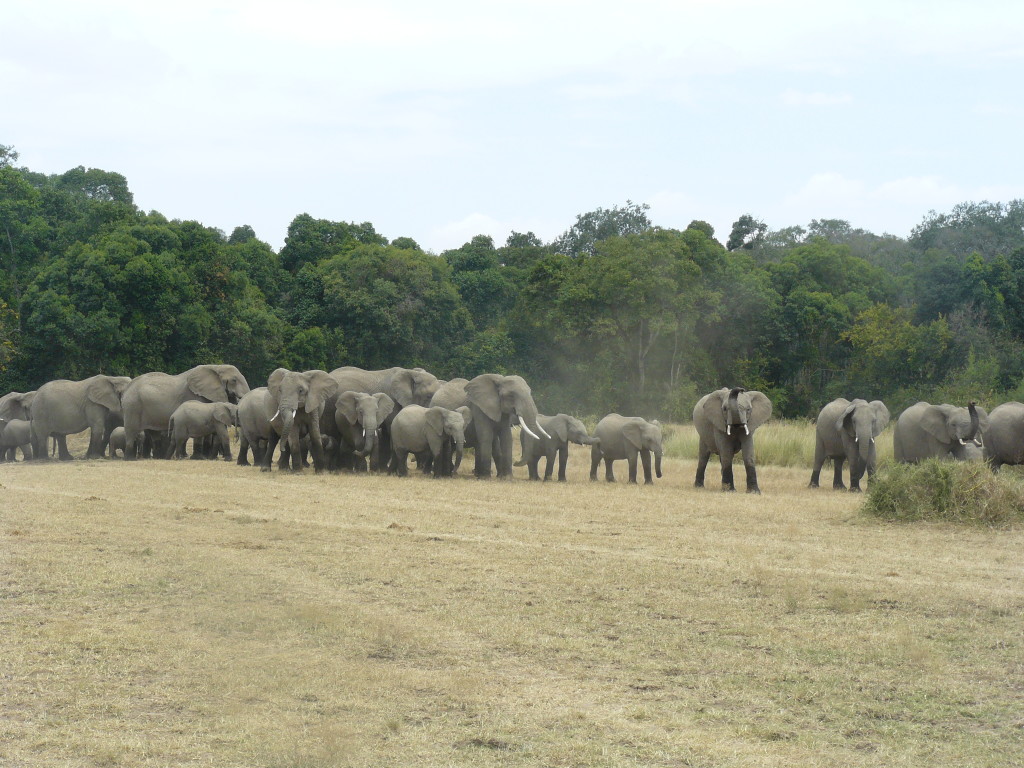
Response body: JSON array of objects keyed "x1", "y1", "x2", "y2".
[
  {"x1": 693, "y1": 386, "x2": 772, "y2": 493},
  {"x1": 809, "y1": 398, "x2": 890, "y2": 492},
  {"x1": 893, "y1": 401, "x2": 988, "y2": 463},
  {"x1": 261, "y1": 368, "x2": 338, "y2": 473}
]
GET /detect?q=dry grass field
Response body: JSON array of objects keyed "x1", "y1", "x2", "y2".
[{"x1": 2, "y1": 429, "x2": 1023, "y2": 767}]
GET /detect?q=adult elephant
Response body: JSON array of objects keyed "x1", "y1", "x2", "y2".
[
  {"x1": 515, "y1": 413, "x2": 599, "y2": 481},
  {"x1": 0, "y1": 390, "x2": 35, "y2": 423},
  {"x1": 330, "y1": 391, "x2": 395, "y2": 471},
  {"x1": 262, "y1": 368, "x2": 338, "y2": 473},
  {"x1": 589, "y1": 414, "x2": 662, "y2": 484},
  {"x1": 390, "y1": 405, "x2": 470, "y2": 477},
  {"x1": 121, "y1": 364, "x2": 250, "y2": 459},
  {"x1": 30, "y1": 375, "x2": 133, "y2": 460},
  {"x1": 809, "y1": 398, "x2": 890, "y2": 492},
  {"x1": 431, "y1": 373, "x2": 548, "y2": 478},
  {"x1": 327, "y1": 366, "x2": 441, "y2": 470},
  {"x1": 893, "y1": 401, "x2": 987, "y2": 463},
  {"x1": 237, "y1": 387, "x2": 273, "y2": 466},
  {"x1": 693, "y1": 386, "x2": 772, "y2": 493},
  {"x1": 984, "y1": 401, "x2": 1024, "y2": 471}
]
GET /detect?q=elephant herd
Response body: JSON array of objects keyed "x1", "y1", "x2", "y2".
[{"x1": 5, "y1": 365, "x2": 1020, "y2": 493}]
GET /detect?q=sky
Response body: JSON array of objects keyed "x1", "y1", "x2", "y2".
[{"x1": 5, "y1": 1, "x2": 1024, "y2": 253}]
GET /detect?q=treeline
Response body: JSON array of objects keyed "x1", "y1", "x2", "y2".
[{"x1": 3, "y1": 144, "x2": 1024, "y2": 420}]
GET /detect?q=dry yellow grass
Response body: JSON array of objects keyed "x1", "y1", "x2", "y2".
[{"x1": 2, "y1": 436, "x2": 1022, "y2": 767}]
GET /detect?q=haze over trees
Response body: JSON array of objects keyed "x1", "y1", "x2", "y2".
[{"x1": 3, "y1": 146, "x2": 1024, "y2": 420}]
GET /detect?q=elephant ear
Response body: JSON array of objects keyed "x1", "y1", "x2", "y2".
[
  {"x1": 835, "y1": 401, "x2": 858, "y2": 435},
  {"x1": 974, "y1": 406, "x2": 990, "y2": 433},
  {"x1": 550, "y1": 416, "x2": 568, "y2": 444},
  {"x1": 456, "y1": 405, "x2": 472, "y2": 428},
  {"x1": 87, "y1": 377, "x2": 123, "y2": 415},
  {"x1": 336, "y1": 391, "x2": 360, "y2": 425},
  {"x1": 267, "y1": 368, "x2": 288, "y2": 401},
  {"x1": 920, "y1": 404, "x2": 955, "y2": 444},
  {"x1": 304, "y1": 370, "x2": 338, "y2": 414},
  {"x1": 188, "y1": 365, "x2": 229, "y2": 402},
  {"x1": 374, "y1": 393, "x2": 396, "y2": 423},
  {"x1": 869, "y1": 401, "x2": 890, "y2": 436},
  {"x1": 390, "y1": 370, "x2": 415, "y2": 408},
  {"x1": 747, "y1": 391, "x2": 772, "y2": 430},
  {"x1": 425, "y1": 407, "x2": 446, "y2": 438},
  {"x1": 701, "y1": 389, "x2": 729, "y2": 432},
  {"x1": 622, "y1": 420, "x2": 644, "y2": 450},
  {"x1": 213, "y1": 404, "x2": 235, "y2": 426},
  {"x1": 465, "y1": 374, "x2": 502, "y2": 423}
]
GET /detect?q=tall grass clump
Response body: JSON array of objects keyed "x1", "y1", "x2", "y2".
[
  {"x1": 864, "y1": 459, "x2": 1024, "y2": 526},
  {"x1": 663, "y1": 420, "x2": 817, "y2": 467}
]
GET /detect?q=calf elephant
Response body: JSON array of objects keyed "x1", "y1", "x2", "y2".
[
  {"x1": 0, "y1": 418, "x2": 33, "y2": 461},
  {"x1": 121, "y1": 364, "x2": 250, "y2": 460},
  {"x1": 167, "y1": 401, "x2": 238, "y2": 460},
  {"x1": 108, "y1": 426, "x2": 126, "y2": 458},
  {"x1": 237, "y1": 387, "x2": 273, "y2": 466},
  {"x1": 809, "y1": 398, "x2": 890, "y2": 492},
  {"x1": 893, "y1": 401, "x2": 987, "y2": 463},
  {"x1": 514, "y1": 413, "x2": 599, "y2": 481},
  {"x1": 984, "y1": 401, "x2": 1024, "y2": 471},
  {"x1": 590, "y1": 414, "x2": 663, "y2": 485},
  {"x1": 389, "y1": 404, "x2": 470, "y2": 477},
  {"x1": 693, "y1": 386, "x2": 772, "y2": 493},
  {"x1": 262, "y1": 368, "x2": 338, "y2": 473},
  {"x1": 30, "y1": 375, "x2": 133, "y2": 460}
]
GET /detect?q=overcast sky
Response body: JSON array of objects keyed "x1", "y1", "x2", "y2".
[{"x1": 5, "y1": 1, "x2": 1024, "y2": 252}]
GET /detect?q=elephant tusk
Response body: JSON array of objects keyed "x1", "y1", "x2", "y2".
[
  {"x1": 363, "y1": 428, "x2": 366, "y2": 438},
  {"x1": 743, "y1": 424, "x2": 749, "y2": 436},
  {"x1": 870, "y1": 437, "x2": 875, "y2": 444},
  {"x1": 974, "y1": 438, "x2": 984, "y2": 447},
  {"x1": 855, "y1": 436, "x2": 859, "y2": 443},
  {"x1": 727, "y1": 425, "x2": 732, "y2": 436},
  {"x1": 518, "y1": 414, "x2": 540, "y2": 440},
  {"x1": 538, "y1": 423, "x2": 552, "y2": 439},
  {"x1": 959, "y1": 438, "x2": 967, "y2": 445}
]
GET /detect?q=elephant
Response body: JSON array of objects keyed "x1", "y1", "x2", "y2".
[
  {"x1": 430, "y1": 374, "x2": 548, "y2": 478},
  {"x1": 0, "y1": 418, "x2": 33, "y2": 461},
  {"x1": 514, "y1": 413, "x2": 599, "y2": 481},
  {"x1": 121, "y1": 364, "x2": 250, "y2": 460},
  {"x1": 167, "y1": 401, "x2": 238, "y2": 460},
  {"x1": 389, "y1": 404, "x2": 470, "y2": 477},
  {"x1": 809, "y1": 398, "x2": 890, "y2": 492},
  {"x1": 108, "y1": 426, "x2": 126, "y2": 458},
  {"x1": 262, "y1": 368, "x2": 338, "y2": 473},
  {"x1": 693, "y1": 386, "x2": 772, "y2": 493},
  {"x1": 29, "y1": 375, "x2": 133, "y2": 460},
  {"x1": 589, "y1": 414, "x2": 663, "y2": 484},
  {"x1": 893, "y1": 401, "x2": 988, "y2": 463},
  {"x1": 329, "y1": 391, "x2": 395, "y2": 471},
  {"x1": 0, "y1": 390, "x2": 35, "y2": 423},
  {"x1": 984, "y1": 401, "x2": 1024, "y2": 472},
  {"x1": 237, "y1": 388, "x2": 273, "y2": 466},
  {"x1": 327, "y1": 367, "x2": 441, "y2": 470}
]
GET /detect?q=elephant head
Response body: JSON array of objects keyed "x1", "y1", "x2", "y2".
[
  {"x1": 187, "y1": 364, "x2": 250, "y2": 404},
  {"x1": 0, "y1": 391, "x2": 36, "y2": 423},
  {"x1": 268, "y1": 368, "x2": 339, "y2": 446},
  {"x1": 212, "y1": 402, "x2": 239, "y2": 428},
  {"x1": 336, "y1": 391, "x2": 396, "y2": 459},
  {"x1": 919, "y1": 401, "x2": 989, "y2": 458},
  {"x1": 87, "y1": 376, "x2": 132, "y2": 418},
  {"x1": 426, "y1": 406, "x2": 469, "y2": 472},
  {"x1": 706, "y1": 387, "x2": 772, "y2": 438},
  {"x1": 465, "y1": 374, "x2": 549, "y2": 440},
  {"x1": 836, "y1": 399, "x2": 889, "y2": 472},
  {"x1": 385, "y1": 367, "x2": 441, "y2": 408},
  {"x1": 623, "y1": 418, "x2": 664, "y2": 478}
]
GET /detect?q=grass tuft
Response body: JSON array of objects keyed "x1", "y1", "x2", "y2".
[{"x1": 863, "y1": 459, "x2": 1024, "y2": 526}]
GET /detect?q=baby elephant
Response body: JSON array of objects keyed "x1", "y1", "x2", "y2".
[
  {"x1": 167, "y1": 401, "x2": 238, "y2": 461},
  {"x1": 514, "y1": 413, "x2": 599, "y2": 481},
  {"x1": 0, "y1": 418, "x2": 33, "y2": 461},
  {"x1": 390, "y1": 405, "x2": 471, "y2": 477},
  {"x1": 590, "y1": 414, "x2": 663, "y2": 484},
  {"x1": 107, "y1": 426, "x2": 127, "y2": 458}
]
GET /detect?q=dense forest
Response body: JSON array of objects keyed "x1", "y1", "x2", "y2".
[{"x1": 3, "y1": 143, "x2": 1024, "y2": 421}]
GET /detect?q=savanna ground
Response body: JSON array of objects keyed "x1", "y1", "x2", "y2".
[{"x1": 2, "y1": 425, "x2": 1023, "y2": 767}]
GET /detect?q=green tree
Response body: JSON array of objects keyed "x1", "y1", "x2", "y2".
[{"x1": 552, "y1": 200, "x2": 652, "y2": 258}]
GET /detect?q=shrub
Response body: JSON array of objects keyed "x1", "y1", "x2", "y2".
[{"x1": 863, "y1": 460, "x2": 1024, "y2": 526}]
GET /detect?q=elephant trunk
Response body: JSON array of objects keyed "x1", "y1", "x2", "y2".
[
  {"x1": 358, "y1": 429, "x2": 375, "y2": 459},
  {"x1": 965, "y1": 402, "x2": 982, "y2": 446},
  {"x1": 726, "y1": 387, "x2": 747, "y2": 433},
  {"x1": 655, "y1": 448, "x2": 663, "y2": 478},
  {"x1": 516, "y1": 400, "x2": 547, "y2": 441},
  {"x1": 453, "y1": 441, "x2": 464, "y2": 473}
]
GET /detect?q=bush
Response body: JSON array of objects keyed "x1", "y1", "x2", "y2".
[{"x1": 863, "y1": 460, "x2": 1024, "y2": 526}]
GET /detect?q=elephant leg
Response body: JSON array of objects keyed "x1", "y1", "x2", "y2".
[
  {"x1": 542, "y1": 445, "x2": 557, "y2": 481},
  {"x1": 217, "y1": 426, "x2": 232, "y2": 462},
  {"x1": 694, "y1": 444, "x2": 711, "y2": 488},
  {"x1": 394, "y1": 449, "x2": 409, "y2": 477},
  {"x1": 605, "y1": 456, "x2": 616, "y2": 483},
  {"x1": 640, "y1": 449, "x2": 653, "y2": 485},
  {"x1": 627, "y1": 449, "x2": 639, "y2": 484},
  {"x1": 474, "y1": 421, "x2": 494, "y2": 478},
  {"x1": 86, "y1": 422, "x2": 106, "y2": 459},
  {"x1": 262, "y1": 432, "x2": 281, "y2": 472},
  {"x1": 832, "y1": 456, "x2": 846, "y2": 490},
  {"x1": 237, "y1": 433, "x2": 251, "y2": 466},
  {"x1": 809, "y1": 440, "x2": 826, "y2": 487},
  {"x1": 719, "y1": 445, "x2": 736, "y2": 491},
  {"x1": 590, "y1": 444, "x2": 602, "y2": 481},
  {"x1": 556, "y1": 445, "x2": 569, "y2": 482},
  {"x1": 741, "y1": 438, "x2": 760, "y2": 494},
  {"x1": 56, "y1": 434, "x2": 73, "y2": 461},
  {"x1": 496, "y1": 425, "x2": 513, "y2": 478},
  {"x1": 527, "y1": 455, "x2": 541, "y2": 481}
]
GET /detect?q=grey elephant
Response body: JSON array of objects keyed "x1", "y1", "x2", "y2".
[
  {"x1": 0, "y1": 390, "x2": 35, "y2": 424},
  {"x1": 514, "y1": 413, "x2": 599, "y2": 481},
  {"x1": 121, "y1": 364, "x2": 250, "y2": 460},
  {"x1": 430, "y1": 374, "x2": 548, "y2": 478},
  {"x1": 809, "y1": 398, "x2": 890, "y2": 492},
  {"x1": 262, "y1": 368, "x2": 338, "y2": 473},
  {"x1": 329, "y1": 391, "x2": 395, "y2": 471},
  {"x1": 389, "y1": 404, "x2": 470, "y2": 477},
  {"x1": 167, "y1": 401, "x2": 238, "y2": 460},
  {"x1": 327, "y1": 367, "x2": 441, "y2": 470},
  {"x1": 893, "y1": 401, "x2": 988, "y2": 463},
  {"x1": 984, "y1": 401, "x2": 1024, "y2": 471},
  {"x1": 237, "y1": 387, "x2": 273, "y2": 466},
  {"x1": 0, "y1": 418, "x2": 33, "y2": 461},
  {"x1": 589, "y1": 414, "x2": 663, "y2": 484},
  {"x1": 107, "y1": 426, "x2": 126, "y2": 458},
  {"x1": 693, "y1": 386, "x2": 772, "y2": 493},
  {"x1": 29, "y1": 375, "x2": 133, "y2": 460}
]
